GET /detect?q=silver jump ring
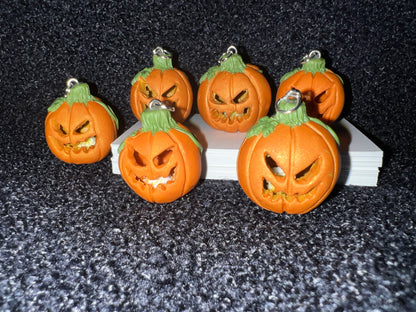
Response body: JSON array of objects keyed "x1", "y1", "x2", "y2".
[
  {"x1": 148, "y1": 99, "x2": 175, "y2": 112},
  {"x1": 276, "y1": 89, "x2": 302, "y2": 114},
  {"x1": 218, "y1": 45, "x2": 238, "y2": 64},
  {"x1": 301, "y1": 50, "x2": 321, "y2": 64},
  {"x1": 65, "y1": 78, "x2": 79, "y2": 96},
  {"x1": 153, "y1": 46, "x2": 172, "y2": 59}
]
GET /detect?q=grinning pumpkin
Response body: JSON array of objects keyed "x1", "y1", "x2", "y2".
[
  {"x1": 118, "y1": 100, "x2": 202, "y2": 203},
  {"x1": 131, "y1": 47, "x2": 193, "y2": 123},
  {"x1": 237, "y1": 89, "x2": 340, "y2": 214},
  {"x1": 45, "y1": 79, "x2": 118, "y2": 164},
  {"x1": 276, "y1": 50, "x2": 344, "y2": 124},
  {"x1": 197, "y1": 46, "x2": 271, "y2": 132}
]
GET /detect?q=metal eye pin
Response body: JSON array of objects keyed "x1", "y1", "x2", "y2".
[
  {"x1": 218, "y1": 45, "x2": 238, "y2": 64},
  {"x1": 148, "y1": 99, "x2": 175, "y2": 112},
  {"x1": 301, "y1": 50, "x2": 321, "y2": 64},
  {"x1": 275, "y1": 88, "x2": 302, "y2": 114},
  {"x1": 64, "y1": 78, "x2": 79, "y2": 97},
  {"x1": 153, "y1": 46, "x2": 172, "y2": 59}
]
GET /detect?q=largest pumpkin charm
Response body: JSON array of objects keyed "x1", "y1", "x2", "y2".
[
  {"x1": 276, "y1": 50, "x2": 344, "y2": 124},
  {"x1": 131, "y1": 47, "x2": 193, "y2": 123},
  {"x1": 198, "y1": 46, "x2": 272, "y2": 132},
  {"x1": 119, "y1": 100, "x2": 202, "y2": 203},
  {"x1": 45, "y1": 79, "x2": 118, "y2": 164},
  {"x1": 237, "y1": 89, "x2": 340, "y2": 214}
]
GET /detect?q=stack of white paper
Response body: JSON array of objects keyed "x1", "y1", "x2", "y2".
[{"x1": 111, "y1": 114, "x2": 383, "y2": 186}]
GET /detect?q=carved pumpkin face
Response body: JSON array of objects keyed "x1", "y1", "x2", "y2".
[
  {"x1": 198, "y1": 51, "x2": 271, "y2": 132},
  {"x1": 45, "y1": 82, "x2": 118, "y2": 164},
  {"x1": 131, "y1": 48, "x2": 193, "y2": 123},
  {"x1": 276, "y1": 51, "x2": 344, "y2": 124},
  {"x1": 119, "y1": 105, "x2": 201, "y2": 203},
  {"x1": 237, "y1": 93, "x2": 340, "y2": 214}
]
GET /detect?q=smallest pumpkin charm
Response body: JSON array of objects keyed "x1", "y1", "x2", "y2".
[
  {"x1": 197, "y1": 45, "x2": 272, "y2": 132},
  {"x1": 237, "y1": 89, "x2": 340, "y2": 214},
  {"x1": 276, "y1": 50, "x2": 345, "y2": 124},
  {"x1": 119, "y1": 99, "x2": 202, "y2": 203},
  {"x1": 131, "y1": 47, "x2": 193, "y2": 123},
  {"x1": 45, "y1": 79, "x2": 118, "y2": 164}
]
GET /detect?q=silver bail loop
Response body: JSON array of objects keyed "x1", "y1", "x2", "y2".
[
  {"x1": 218, "y1": 45, "x2": 238, "y2": 64},
  {"x1": 153, "y1": 46, "x2": 172, "y2": 59},
  {"x1": 148, "y1": 99, "x2": 175, "y2": 112},
  {"x1": 301, "y1": 50, "x2": 321, "y2": 64},
  {"x1": 65, "y1": 78, "x2": 79, "y2": 97},
  {"x1": 275, "y1": 88, "x2": 302, "y2": 114}
]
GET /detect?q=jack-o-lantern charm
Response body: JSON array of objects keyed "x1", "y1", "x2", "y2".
[
  {"x1": 119, "y1": 100, "x2": 202, "y2": 203},
  {"x1": 237, "y1": 89, "x2": 340, "y2": 214},
  {"x1": 131, "y1": 47, "x2": 193, "y2": 123},
  {"x1": 45, "y1": 79, "x2": 118, "y2": 164},
  {"x1": 197, "y1": 46, "x2": 272, "y2": 132},
  {"x1": 276, "y1": 50, "x2": 344, "y2": 124}
]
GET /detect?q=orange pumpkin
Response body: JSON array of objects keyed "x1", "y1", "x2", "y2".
[
  {"x1": 197, "y1": 46, "x2": 271, "y2": 132},
  {"x1": 131, "y1": 47, "x2": 193, "y2": 123},
  {"x1": 276, "y1": 50, "x2": 344, "y2": 124},
  {"x1": 45, "y1": 79, "x2": 118, "y2": 164},
  {"x1": 237, "y1": 89, "x2": 340, "y2": 214},
  {"x1": 119, "y1": 100, "x2": 202, "y2": 203}
]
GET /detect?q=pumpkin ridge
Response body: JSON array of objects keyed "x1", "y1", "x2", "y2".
[
  {"x1": 243, "y1": 66, "x2": 271, "y2": 117},
  {"x1": 304, "y1": 121, "x2": 340, "y2": 201},
  {"x1": 280, "y1": 68, "x2": 302, "y2": 83},
  {"x1": 167, "y1": 130, "x2": 190, "y2": 196},
  {"x1": 85, "y1": 102, "x2": 101, "y2": 162}
]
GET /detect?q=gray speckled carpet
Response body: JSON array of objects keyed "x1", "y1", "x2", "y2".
[{"x1": 1, "y1": 1, "x2": 415, "y2": 311}]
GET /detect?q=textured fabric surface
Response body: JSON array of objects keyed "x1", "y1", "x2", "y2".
[{"x1": 1, "y1": 0, "x2": 415, "y2": 311}]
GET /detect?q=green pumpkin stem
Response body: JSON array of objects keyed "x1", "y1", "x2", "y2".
[
  {"x1": 280, "y1": 57, "x2": 343, "y2": 84},
  {"x1": 246, "y1": 99, "x2": 339, "y2": 145},
  {"x1": 118, "y1": 108, "x2": 203, "y2": 154},
  {"x1": 199, "y1": 53, "x2": 247, "y2": 83},
  {"x1": 47, "y1": 83, "x2": 119, "y2": 129},
  {"x1": 131, "y1": 54, "x2": 174, "y2": 85},
  {"x1": 301, "y1": 58, "x2": 326, "y2": 75},
  {"x1": 280, "y1": 58, "x2": 327, "y2": 83}
]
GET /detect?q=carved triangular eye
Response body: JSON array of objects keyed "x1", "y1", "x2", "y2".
[
  {"x1": 59, "y1": 125, "x2": 68, "y2": 135},
  {"x1": 75, "y1": 120, "x2": 90, "y2": 134},
  {"x1": 233, "y1": 90, "x2": 248, "y2": 104},
  {"x1": 314, "y1": 90, "x2": 328, "y2": 104},
  {"x1": 295, "y1": 160, "x2": 318, "y2": 180},
  {"x1": 52, "y1": 120, "x2": 68, "y2": 135},
  {"x1": 134, "y1": 150, "x2": 147, "y2": 167},
  {"x1": 139, "y1": 81, "x2": 157, "y2": 98},
  {"x1": 265, "y1": 154, "x2": 285, "y2": 177},
  {"x1": 162, "y1": 85, "x2": 177, "y2": 98},
  {"x1": 153, "y1": 149, "x2": 173, "y2": 166},
  {"x1": 212, "y1": 92, "x2": 226, "y2": 104}
]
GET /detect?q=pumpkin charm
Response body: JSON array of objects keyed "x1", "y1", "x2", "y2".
[
  {"x1": 197, "y1": 46, "x2": 271, "y2": 132},
  {"x1": 45, "y1": 79, "x2": 118, "y2": 164},
  {"x1": 131, "y1": 47, "x2": 193, "y2": 123},
  {"x1": 276, "y1": 50, "x2": 344, "y2": 124},
  {"x1": 119, "y1": 100, "x2": 202, "y2": 203},
  {"x1": 237, "y1": 89, "x2": 340, "y2": 214}
]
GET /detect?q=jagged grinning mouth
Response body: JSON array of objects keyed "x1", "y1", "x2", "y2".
[
  {"x1": 63, "y1": 136, "x2": 96, "y2": 152},
  {"x1": 262, "y1": 179, "x2": 317, "y2": 202},
  {"x1": 210, "y1": 107, "x2": 250, "y2": 123},
  {"x1": 135, "y1": 167, "x2": 176, "y2": 189}
]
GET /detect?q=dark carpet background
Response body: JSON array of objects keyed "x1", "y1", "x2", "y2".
[{"x1": 1, "y1": 0, "x2": 415, "y2": 311}]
